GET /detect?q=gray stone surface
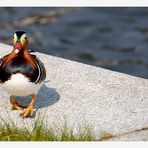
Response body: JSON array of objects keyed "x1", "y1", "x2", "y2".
[
  {"x1": 109, "y1": 130, "x2": 148, "y2": 141},
  {"x1": 0, "y1": 43, "x2": 148, "y2": 140}
]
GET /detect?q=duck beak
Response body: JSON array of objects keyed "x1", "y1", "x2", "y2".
[{"x1": 14, "y1": 42, "x2": 22, "y2": 53}]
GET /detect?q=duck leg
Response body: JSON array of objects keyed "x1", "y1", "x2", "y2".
[
  {"x1": 20, "y1": 94, "x2": 36, "y2": 118},
  {"x1": 11, "y1": 95, "x2": 24, "y2": 110}
]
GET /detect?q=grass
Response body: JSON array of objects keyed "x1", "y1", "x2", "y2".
[
  {"x1": 0, "y1": 113, "x2": 113, "y2": 141},
  {"x1": 0, "y1": 122, "x2": 95, "y2": 141}
]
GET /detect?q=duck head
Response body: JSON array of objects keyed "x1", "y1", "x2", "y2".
[{"x1": 13, "y1": 31, "x2": 28, "y2": 53}]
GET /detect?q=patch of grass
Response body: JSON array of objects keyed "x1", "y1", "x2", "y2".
[
  {"x1": 0, "y1": 113, "x2": 113, "y2": 141},
  {"x1": 99, "y1": 132, "x2": 113, "y2": 141},
  {"x1": 0, "y1": 123, "x2": 95, "y2": 141}
]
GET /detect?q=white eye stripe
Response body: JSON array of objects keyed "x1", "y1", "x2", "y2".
[
  {"x1": 13, "y1": 33, "x2": 27, "y2": 41},
  {"x1": 21, "y1": 34, "x2": 27, "y2": 40},
  {"x1": 14, "y1": 33, "x2": 17, "y2": 41}
]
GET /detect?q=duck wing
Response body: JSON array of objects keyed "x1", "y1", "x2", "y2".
[{"x1": 33, "y1": 56, "x2": 46, "y2": 84}]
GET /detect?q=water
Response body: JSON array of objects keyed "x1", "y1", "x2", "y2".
[{"x1": 0, "y1": 7, "x2": 148, "y2": 79}]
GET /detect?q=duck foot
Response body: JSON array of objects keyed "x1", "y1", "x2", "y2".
[
  {"x1": 11, "y1": 102, "x2": 24, "y2": 111},
  {"x1": 20, "y1": 106, "x2": 34, "y2": 118},
  {"x1": 20, "y1": 94, "x2": 36, "y2": 118}
]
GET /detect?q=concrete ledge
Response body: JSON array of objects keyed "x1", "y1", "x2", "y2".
[{"x1": 0, "y1": 43, "x2": 148, "y2": 140}]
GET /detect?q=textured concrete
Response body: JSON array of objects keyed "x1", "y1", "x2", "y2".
[
  {"x1": 0, "y1": 43, "x2": 148, "y2": 140},
  {"x1": 108, "y1": 130, "x2": 148, "y2": 141}
]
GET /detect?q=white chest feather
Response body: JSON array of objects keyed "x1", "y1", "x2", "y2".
[{"x1": 2, "y1": 73, "x2": 43, "y2": 96}]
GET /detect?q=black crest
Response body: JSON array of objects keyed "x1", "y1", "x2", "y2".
[{"x1": 15, "y1": 31, "x2": 26, "y2": 38}]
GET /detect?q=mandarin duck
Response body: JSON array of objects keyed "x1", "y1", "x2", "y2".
[{"x1": 0, "y1": 31, "x2": 46, "y2": 118}]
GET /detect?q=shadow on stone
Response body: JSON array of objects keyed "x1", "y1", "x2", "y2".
[{"x1": 9, "y1": 84, "x2": 60, "y2": 116}]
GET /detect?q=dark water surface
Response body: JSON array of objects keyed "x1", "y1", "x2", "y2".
[{"x1": 0, "y1": 7, "x2": 148, "y2": 79}]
